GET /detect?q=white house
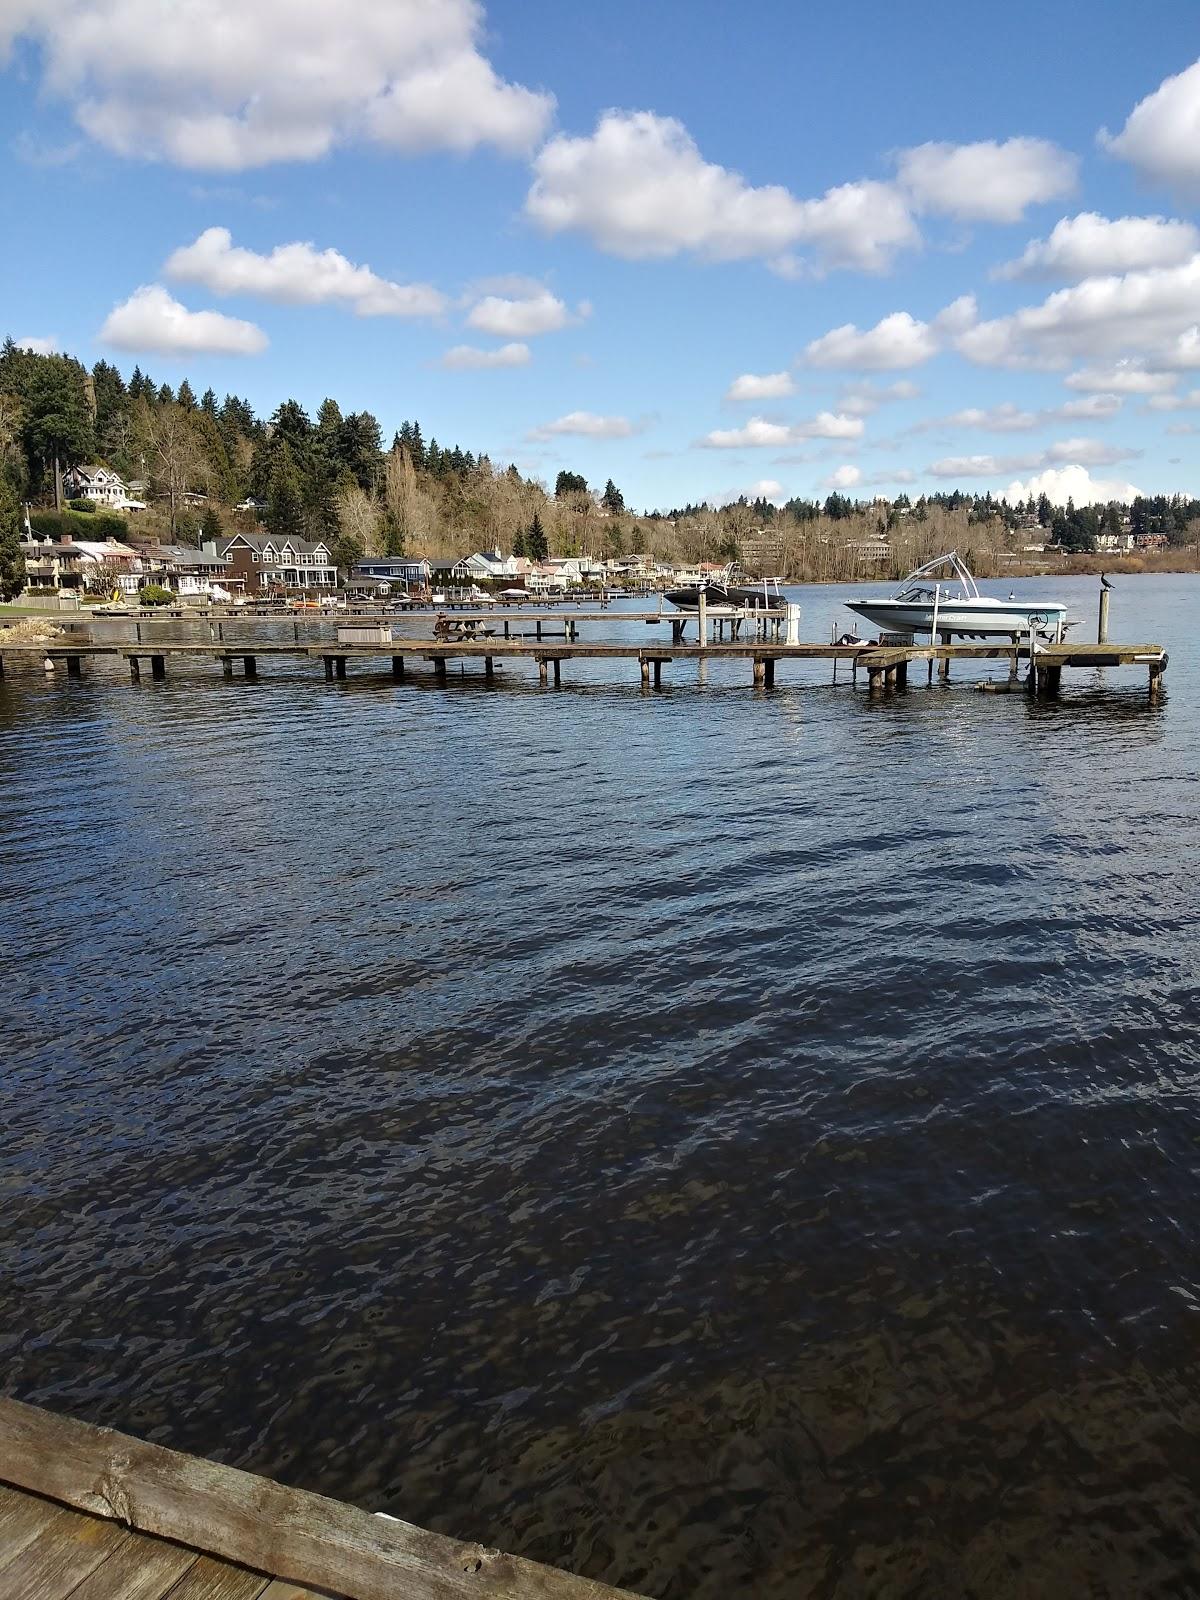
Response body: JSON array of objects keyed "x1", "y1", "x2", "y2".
[{"x1": 64, "y1": 465, "x2": 146, "y2": 512}]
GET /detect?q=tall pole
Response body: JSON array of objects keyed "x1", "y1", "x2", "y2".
[{"x1": 1098, "y1": 582, "x2": 1111, "y2": 644}]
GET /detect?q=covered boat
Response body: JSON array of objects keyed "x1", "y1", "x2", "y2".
[
  {"x1": 844, "y1": 551, "x2": 1067, "y2": 640},
  {"x1": 665, "y1": 563, "x2": 782, "y2": 612}
]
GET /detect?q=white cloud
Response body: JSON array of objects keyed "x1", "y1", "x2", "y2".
[
  {"x1": 165, "y1": 227, "x2": 446, "y2": 317},
  {"x1": 2, "y1": 0, "x2": 553, "y2": 170},
  {"x1": 717, "y1": 478, "x2": 785, "y2": 505},
  {"x1": 1056, "y1": 393, "x2": 1123, "y2": 419},
  {"x1": 928, "y1": 439, "x2": 1138, "y2": 478},
  {"x1": 525, "y1": 110, "x2": 918, "y2": 271},
  {"x1": 800, "y1": 298, "x2": 974, "y2": 370},
  {"x1": 995, "y1": 212, "x2": 1200, "y2": 281},
  {"x1": 1003, "y1": 465, "x2": 1143, "y2": 506},
  {"x1": 896, "y1": 137, "x2": 1077, "y2": 223},
  {"x1": 465, "y1": 288, "x2": 585, "y2": 338},
  {"x1": 527, "y1": 411, "x2": 636, "y2": 440},
  {"x1": 1100, "y1": 60, "x2": 1200, "y2": 193},
  {"x1": 726, "y1": 371, "x2": 795, "y2": 402},
  {"x1": 1065, "y1": 360, "x2": 1178, "y2": 394},
  {"x1": 439, "y1": 342, "x2": 530, "y2": 369},
  {"x1": 822, "y1": 464, "x2": 861, "y2": 490},
  {"x1": 837, "y1": 379, "x2": 919, "y2": 414},
  {"x1": 14, "y1": 335, "x2": 58, "y2": 354},
  {"x1": 914, "y1": 395, "x2": 1122, "y2": 433},
  {"x1": 1145, "y1": 387, "x2": 1200, "y2": 411},
  {"x1": 958, "y1": 254, "x2": 1200, "y2": 369},
  {"x1": 99, "y1": 284, "x2": 267, "y2": 355},
  {"x1": 700, "y1": 412, "x2": 863, "y2": 448}
]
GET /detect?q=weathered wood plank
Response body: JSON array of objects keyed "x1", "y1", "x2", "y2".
[
  {"x1": 0, "y1": 1485, "x2": 66, "y2": 1574},
  {"x1": 0, "y1": 1399, "x2": 642, "y2": 1600},
  {"x1": 60, "y1": 1529, "x2": 198, "y2": 1600},
  {"x1": 0, "y1": 1502, "x2": 127, "y2": 1598},
  {"x1": 258, "y1": 1581, "x2": 344, "y2": 1600},
  {"x1": 156, "y1": 1554, "x2": 269, "y2": 1600}
]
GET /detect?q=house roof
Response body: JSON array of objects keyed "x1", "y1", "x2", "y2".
[{"x1": 219, "y1": 532, "x2": 331, "y2": 557}]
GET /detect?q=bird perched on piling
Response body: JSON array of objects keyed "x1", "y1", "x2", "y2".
[{"x1": 1100, "y1": 573, "x2": 1114, "y2": 590}]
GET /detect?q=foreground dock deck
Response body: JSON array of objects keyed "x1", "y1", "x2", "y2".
[
  {"x1": 0, "y1": 632, "x2": 1170, "y2": 698},
  {"x1": 0, "y1": 1397, "x2": 640, "y2": 1599}
]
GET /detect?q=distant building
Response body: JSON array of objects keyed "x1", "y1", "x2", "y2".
[
  {"x1": 215, "y1": 532, "x2": 337, "y2": 591},
  {"x1": 351, "y1": 557, "x2": 432, "y2": 590},
  {"x1": 19, "y1": 533, "x2": 140, "y2": 589},
  {"x1": 63, "y1": 465, "x2": 146, "y2": 512}
]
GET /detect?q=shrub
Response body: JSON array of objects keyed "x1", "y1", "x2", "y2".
[
  {"x1": 67, "y1": 498, "x2": 96, "y2": 513},
  {"x1": 138, "y1": 584, "x2": 175, "y2": 607},
  {"x1": 92, "y1": 512, "x2": 129, "y2": 541}
]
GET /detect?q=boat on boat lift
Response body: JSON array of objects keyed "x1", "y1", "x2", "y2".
[
  {"x1": 844, "y1": 551, "x2": 1068, "y2": 641},
  {"x1": 664, "y1": 563, "x2": 782, "y2": 613}
]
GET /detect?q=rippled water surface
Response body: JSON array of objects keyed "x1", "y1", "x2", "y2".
[{"x1": 3, "y1": 576, "x2": 1199, "y2": 1597}]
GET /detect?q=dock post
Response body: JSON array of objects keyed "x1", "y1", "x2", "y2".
[
  {"x1": 1149, "y1": 661, "x2": 1165, "y2": 701},
  {"x1": 66, "y1": 655, "x2": 82, "y2": 678},
  {"x1": 552, "y1": 658, "x2": 561, "y2": 685},
  {"x1": 128, "y1": 656, "x2": 141, "y2": 683},
  {"x1": 484, "y1": 657, "x2": 494, "y2": 679},
  {"x1": 672, "y1": 619, "x2": 684, "y2": 644},
  {"x1": 1098, "y1": 584, "x2": 1111, "y2": 643},
  {"x1": 653, "y1": 659, "x2": 662, "y2": 688},
  {"x1": 503, "y1": 619, "x2": 510, "y2": 639},
  {"x1": 753, "y1": 657, "x2": 766, "y2": 687},
  {"x1": 938, "y1": 635, "x2": 950, "y2": 680},
  {"x1": 1042, "y1": 665, "x2": 1062, "y2": 695},
  {"x1": 868, "y1": 665, "x2": 884, "y2": 695},
  {"x1": 222, "y1": 657, "x2": 234, "y2": 679},
  {"x1": 151, "y1": 655, "x2": 166, "y2": 680},
  {"x1": 536, "y1": 619, "x2": 543, "y2": 640},
  {"x1": 764, "y1": 657, "x2": 775, "y2": 687},
  {"x1": 698, "y1": 590, "x2": 708, "y2": 647},
  {"x1": 640, "y1": 658, "x2": 650, "y2": 688},
  {"x1": 896, "y1": 659, "x2": 907, "y2": 689},
  {"x1": 244, "y1": 656, "x2": 258, "y2": 679},
  {"x1": 1009, "y1": 637, "x2": 1021, "y2": 684},
  {"x1": 538, "y1": 657, "x2": 548, "y2": 686},
  {"x1": 334, "y1": 657, "x2": 346, "y2": 679},
  {"x1": 434, "y1": 657, "x2": 447, "y2": 681},
  {"x1": 393, "y1": 656, "x2": 405, "y2": 679},
  {"x1": 323, "y1": 656, "x2": 334, "y2": 682}
]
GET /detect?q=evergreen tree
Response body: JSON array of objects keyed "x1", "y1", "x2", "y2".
[
  {"x1": 157, "y1": 383, "x2": 174, "y2": 405},
  {"x1": 199, "y1": 505, "x2": 223, "y2": 545},
  {"x1": 200, "y1": 387, "x2": 218, "y2": 417},
  {"x1": 177, "y1": 379, "x2": 196, "y2": 411},
  {"x1": 0, "y1": 478, "x2": 25, "y2": 601},
  {"x1": 601, "y1": 477, "x2": 624, "y2": 514},
  {"x1": 527, "y1": 510, "x2": 548, "y2": 560},
  {"x1": 556, "y1": 469, "x2": 588, "y2": 498},
  {"x1": 266, "y1": 440, "x2": 305, "y2": 540}
]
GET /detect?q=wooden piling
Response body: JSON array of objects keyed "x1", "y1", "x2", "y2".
[
  {"x1": 484, "y1": 656, "x2": 494, "y2": 679},
  {"x1": 323, "y1": 656, "x2": 334, "y2": 682},
  {"x1": 752, "y1": 657, "x2": 766, "y2": 687},
  {"x1": 66, "y1": 655, "x2": 82, "y2": 678},
  {"x1": 538, "y1": 658, "x2": 548, "y2": 686},
  {"x1": 1098, "y1": 585, "x2": 1111, "y2": 644},
  {"x1": 653, "y1": 659, "x2": 662, "y2": 688},
  {"x1": 129, "y1": 656, "x2": 141, "y2": 683},
  {"x1": 223, "y1": 657, "x2": 234, "y2": 679},
  {"x1": 640, "y1": 658, "x2": 650, "y2": 687},
  {"x1": 552, "y1": 658, "x2": 561, "y2": 685},
  {"x1": 244, "y1": 656, "x2": 258, "y2": 680},
  {"x1": 393, "y1": 655, "x2": 405, "y2": 679},
  {"x1": 151, "y1": 655, "x2": 166, "y2": 680}
]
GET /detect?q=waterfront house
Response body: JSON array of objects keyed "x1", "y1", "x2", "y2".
[
  {"x1": 350, "y1": 557, "x2": 432, "y2": 591},
  {"x1": 130, "y1": 542, "x2": 237, "y2": 598},
  {"x1": 19, "y1": 533, "x2": 140, "y2": 590},
  {"x1": 63, "y1": 465, "x2": 146, "y2": 513},
  {"x1": 215, "y1": 532, "x2": 338, "y2": 591}
]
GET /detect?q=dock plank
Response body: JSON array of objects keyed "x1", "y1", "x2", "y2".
[
  {"x1": 62, "y1": 1531, "x2": 199, "y2": 1600},
  {"x1": 257, "y1": 1582, "x2": 344, "y2": 1599},
  {"x1": 0, "y1": 1503, "x2": 127, "y2": 1598},
  {"x1": 157, "y1": 1554, "x2": 270, "y2": 1600},
  {"x1": 0, "y1": 1485, "x2": 65, "y2": 1574},
  {"x1": 0, "y1": 1397, "x2": 642, "y2": 1599}
]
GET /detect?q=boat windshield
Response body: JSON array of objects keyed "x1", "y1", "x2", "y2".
[{"x1": 890, "y1": 551, "x2": 980, "y2": 601}]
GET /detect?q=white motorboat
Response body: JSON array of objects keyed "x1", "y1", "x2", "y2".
[{"x1": 844, "y1": 551, "x2": 1067, "y2": 640}]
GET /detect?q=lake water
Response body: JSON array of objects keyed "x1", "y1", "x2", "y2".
[{"x1": 2, "y1": 575, "x2": 1198, "y2": 1597}]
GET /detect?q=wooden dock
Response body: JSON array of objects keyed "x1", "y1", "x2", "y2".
[
  {"x1": 0, "y1": 1396, "x2": 641, "y2": 1599},
  {"x1": 0, "y1": 633, "x2": 1169, "y2": 697}
]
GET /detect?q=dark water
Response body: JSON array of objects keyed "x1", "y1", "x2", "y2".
[{"x1": 2, "y1": 576, "x2": 1199, "y2": 1598}]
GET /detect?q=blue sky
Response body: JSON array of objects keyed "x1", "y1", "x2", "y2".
[{"x1": 3, "y1": 0, "x2": 1200, "y2": 510}]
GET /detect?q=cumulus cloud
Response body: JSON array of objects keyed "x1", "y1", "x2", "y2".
[
  {"x1": 995, "y1": 212, "x2": 1200, "y2": 281},
  {"x1": 466, "y1": 288, "x2": 586, "y2": 338},
  {"x1": 166, "y1": 227, "x2": 446, "y2": 317},
  {"x1": 716, "y1": 478, "x2": 785, "y2": 505},
  {"x1": 14, "y1": 335, "x2": 58, "y2": 354},
  {"x1": 822, "y1": 464, "x2": 862, "y2": 490},
  {"x1": 928, "y1": 438, "x2": 1139, "y2": 478},
  {"x1": 958, "y1": 255, "x2": 1200, "y2": 369},
  {"x1": 837, "y1": 379, "x2": 919, "y2": 414},
  {"x1": 1145, "y1": 387, "x2": 1200, "y2": 411},
  {"x1": 725, "y1": 371, "x2": 795, "y2": 402},
  {"x1": 1, "y1": 0, "x2": 553, "y2": 170},
  {"x1": 99, "y1": 284, "x2": 267, "y2": 354},
  {"x1": 914, "y1": 395, "x2": 1122, "y2": 433},
  {"x1": 439, "y1": 342, "x2": 530, "y2": 369},
  {"x1": 525, "y1": 110, "x2": 919, "y2": 271},
  {"x1": 800, "y1": 297, "x2": 974, "y2": 370},
  {"x1": 700, "y1": 412, "x2": 863, "y2": 448},
  {"x1": 896, "y1": 137, "x2": 1077, "y2": 222},
  {"x1": 1057, "y1": 392, "x2": 1123, "y2": 418},
  {"x1": 1100, "y1": 60, "x2": 1200, "y2": 193},
  {"x1": 527, "y1": 411, "x2": 636, "y2": 440},
  {"x1": 1004, "y1": 464, "x2": 1143, "y2": 506},
  {"x1": 1065, "y1": 360, "x2": 1178, "y2": 394}
]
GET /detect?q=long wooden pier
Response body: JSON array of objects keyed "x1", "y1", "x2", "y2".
[
  {"x1": 0, "y1": 1396, "x2": 640, "y2": 1599},
  {"x1": 0, "y1": 633, "x2": 1170, "y2": 697}
]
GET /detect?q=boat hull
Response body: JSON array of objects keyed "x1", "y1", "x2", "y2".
[
  {"x1": 845, "y1": 599, "x2": 1068, "y2": 637},
  {"x1": 666, "y1": 584, "x2": 777, "y2": 611}
]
